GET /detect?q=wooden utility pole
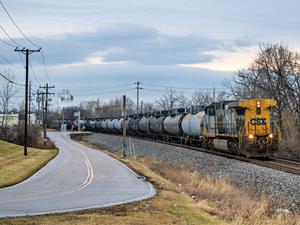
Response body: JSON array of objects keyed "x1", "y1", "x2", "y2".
[
  {"x1": 15, "y1": 47, "x2": 41, "y2": 156},
  {"x1": 28, "y1": 81, "x2": 31, "y2": 125},
  {"x1": 134, "y1": 81, "x2": 143, "y2": 115},
  {"x1": 39, "y1": 83, "x2": 55, "y2": 141},
  {"x1": 122, "y1": 95, "x2": 127, "y2": 158}
]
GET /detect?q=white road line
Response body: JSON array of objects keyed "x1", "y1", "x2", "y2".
[{"x1": 0, "y1": 135, "x2": 94, "y2": 204}]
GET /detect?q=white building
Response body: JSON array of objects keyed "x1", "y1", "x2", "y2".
[{"x1": 0, "y1": 113, "x2": 37, "y2": 127}]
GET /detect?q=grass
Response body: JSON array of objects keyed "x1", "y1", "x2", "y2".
[
  {"x1": 0, "y1": 138, "x2": 231, "y2": 225},
  {"x1": 0, "y1": 140, "x2": 58, "y2": 188},
  {"x1": 1, "y1": 134, "x2": 299, "y2": 225},
  {"x1": 76, "y1": 134, "x2": 300, "y2": 225},
  {"x1": 144, "y1": 159, "x2": 300, "y2": 225}
]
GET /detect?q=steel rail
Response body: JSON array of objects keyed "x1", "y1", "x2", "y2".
[{"x1": 90, "y1": 131, "x2": 300, "y2": 176}]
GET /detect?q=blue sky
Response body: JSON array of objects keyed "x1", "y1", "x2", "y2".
[{"x1": 0, "y1": 0, "x2": 299, "y2": 107}]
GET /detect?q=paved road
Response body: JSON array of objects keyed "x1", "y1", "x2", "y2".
[{"x1": 0, "y1": 132, "x2": 155, "y2": 218}]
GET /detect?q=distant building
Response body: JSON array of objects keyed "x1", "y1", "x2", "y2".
[{"x1": 0, "y1": 113, "x2": 37, "y2": 127}]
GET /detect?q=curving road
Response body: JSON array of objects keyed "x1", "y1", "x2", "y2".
[{"x1": 0, "y1": 132, "x2": 155, "y2": 218}]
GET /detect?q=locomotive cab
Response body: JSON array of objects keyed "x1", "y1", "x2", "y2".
[{"x1": 237, "y1": 98, "x2": 279, "y2": 157}]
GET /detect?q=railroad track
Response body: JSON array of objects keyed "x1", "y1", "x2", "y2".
[
  {"x1": 152, "y1": 138, "x2": 300, "y2": 175},
  {"x1": 93, "y1": 132, "x2": 300, "y2": 176}
]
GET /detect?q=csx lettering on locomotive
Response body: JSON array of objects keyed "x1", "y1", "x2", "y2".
[{"x1": 250, "y1": 118, "x2": 267, "y2": 125}]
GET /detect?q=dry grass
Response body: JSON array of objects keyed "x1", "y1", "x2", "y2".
[
  {"x1": 143, "y1": 158, "x2": 300, "y2": 225},
  {"x1": 0, "y1": 145, "x2": 230, "y2": 225},
  {"x1": 0, "y1": 140, "x2": 58, "y2": 188}
]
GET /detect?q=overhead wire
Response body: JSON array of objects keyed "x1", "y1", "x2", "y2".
[
  {"x1": 0, "y1": 52, "x2": 20, "y2": 68},
  {"x1": 0, "y1": 0, "x2": 52, "y2": 85},
  {"x1": 142, "y1": 82, "x2": 225, "y2": 91},
  {"x1": 0, "y1": 24, "x2": 22, "y2": 47},
  {"x1": 0, "y1": 37, "x2": 16, "y2": 47},
  {"x1": 0, "y1": 71, "x2": 24, "y2": 86},
  {"x1": 40, "y1": 49, "x2": 51, "y2": 84},
  {"x1": 74, "y1": 88, "x2": 135, "y2": 96},
  {"x1": 60, "y1": 83, "x2": 134, "y2": 89},
  {"x1": 29, "y1": 62, "x2": 41, "y2": 86},
  {"x1": 0, "y1": 0, "x2": 38, "y2": 48}
]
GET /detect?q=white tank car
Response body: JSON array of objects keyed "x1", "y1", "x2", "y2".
[
  {"x1": 181, "y1": 111, "x2": 205, "y2": 137},
  {"x1": 107, "y1": 119, "x2": 115, "y2": 131},
  {"x1": 95, "y1": 119, "x2": 101, "y2": 130},
  {"x1": 113, "y1": 118, "x2": 123, "y2": 132},
  {"x1": 90, "y1": 119, "x2": 96, "y2": 129},
  {"x1": 149, "y1": 115, "x2": 166, "y2": 134},
  {"x1": 163, "y1": 114, "x2": 185, "y2": 136},
  {"x1": 138, "y1": 116, "x2": 152, "y2": 133},
  {"x1": 101, "y1": 119, "x2": 108, "y2": 130}
]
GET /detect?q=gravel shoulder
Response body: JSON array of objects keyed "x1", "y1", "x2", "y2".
[{"x1": 83, "y1": 133, "x2": 300, "y2": 208}]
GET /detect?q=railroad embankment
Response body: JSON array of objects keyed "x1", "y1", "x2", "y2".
[
  {"x1": 0, "y1": 140, "x2": 58, "y2": 188},
  {"x1": 78, "y1": 133, "x2": 300, "y2": 208},
  {"x1": 70, "y1": 132, "x2": 300, "y2": 225}
]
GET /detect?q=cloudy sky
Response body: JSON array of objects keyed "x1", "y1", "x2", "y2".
[{"x1": 0, "y1": 0, "x2": 299, "y2": 107}]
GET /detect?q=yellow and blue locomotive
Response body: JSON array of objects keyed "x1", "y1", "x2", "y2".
[{"x1": 203, "y1": 98, "x2": 280, "y2": 157}]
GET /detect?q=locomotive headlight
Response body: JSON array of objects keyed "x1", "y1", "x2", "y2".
[
  {"x1": 269, "y1": 133, "x2": 273, "y2": 139},
  {"x1": 249, "y1": 134, "x2": 254, "y2": 139},
  {"x1": 257, "y1": 101, "x2": 261, "y2": 108}
]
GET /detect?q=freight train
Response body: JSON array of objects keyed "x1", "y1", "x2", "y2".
[{"x1": 84, "y1": 98, "x2": 280, "y2": 158}]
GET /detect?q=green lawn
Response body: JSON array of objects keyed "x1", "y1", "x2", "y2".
[{"x1": 0, "y1": 140, "x2": 58, "y2": 188}]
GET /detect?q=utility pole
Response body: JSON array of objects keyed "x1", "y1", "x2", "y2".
[
  {"x1": 28, "y1": 81, "x2": 32, "y2": 125},
  {"x1": 36, "y1": 89, "x2": 42, "y2": 125},
  {"x1": 41, "y1": 91, "x2": 45, "y2": 126},
  {"x1": 39, "y1": 83, "x2": 55, "y2": 142},
  {"x1": 122, "y1": 95, "x2": 126, "y2": 158},
  {"x1": 134, "y1": 81, "x2": 143, "y2": 115},
  {"x1": 15, "y1": 47, "x2": 41, "y2": 156}
]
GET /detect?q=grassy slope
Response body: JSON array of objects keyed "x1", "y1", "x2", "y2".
[
  {"x1": 0, "y1": 139, "x2": 230, "y2": 225},
  {"x1": 0, "y1": 140, "x2": 58, "y2": 188}
]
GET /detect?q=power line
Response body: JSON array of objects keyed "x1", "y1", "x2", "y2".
[
  {"x1": 0, "y1": 52, "x2": 20, "y2": 68},
  {"x1": 40, "y1": 49, "x2": 51, "y2": 84},
  {"x1": 142, "y1": 82, "x2": 225, "y2": 91},
  {"x1": 29, "y1": 62, "x2": 41, "y2": 86},
  {"x1": 74, "y1": 88, "x2": 135, "y2": 96},
  {"x1": 0, "y1": 37, "x2": 15, "y2": 47},
  {"x1": 0, "y1": 23, "x2": 22, "y2": 47},
  {"x1": 18, "y1": 51, "x2": 25, "y2": 68},
  {"x1": 0, "y1": 1, "x2": 53, "y2": 86},
  {"x1": 59, "y1": 83, "x2": 134, "y2": 89},
  {"x1": 0, "y1": 71, "x2": 25, "y2": 86},
  {"x1": 143, "y1": 87, "x2": 228, "y2": 94},
  {"x1": 0, "y1": 0, "x2": 39, "y2": 48}
]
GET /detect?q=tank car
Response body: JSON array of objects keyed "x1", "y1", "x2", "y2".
[
  {"x1": 163, "y1": 109, "x2": 186, "y2": 141},
  {"x1": 89, "y1": 119, "x2": 96, "y2": 131},
  {"x1": 128, "y1": 116, "x2": 141, "y2": 134},
  {"x1": 138, "y1": 114, "x2": 152, "y2": 136},
  {"x1": 95, "y1": 119, "x2": 102, "y2": 131},
  {"x1": 106, "y1": 118, "x2": 115, "y2": 132},
  {"x1": 100, "y1": 118, "x2": 108, "y2": 130},
  {"x1": 149, "y1": 111, "x2": 168, "y2": 139},
  {"x1": 181, "y1": 106, "x2": 205, "y2": 145},
  {"x1": 113, "y1": 118, "x2": 123, "y2": 133}
]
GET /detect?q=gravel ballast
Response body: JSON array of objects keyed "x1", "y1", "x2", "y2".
[{"x1": 83, "y1": 133, "x2": 300, "y2": 208}]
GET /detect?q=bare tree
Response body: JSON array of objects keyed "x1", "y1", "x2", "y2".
[
  {"x1": 225, "y1": 43, "x2": 300, "y2": 131},
  {"x1": 0, "y1": 71, "x2": 17, "y2": 128},
  {"x1": 156, "y1": 88, "x2": 178, "y2": 110},
  {"x1": 95, "y1": 96, "x2": 135, "y2": 117},
  {"x1": 191, "y1": 89, "x2": 227, "y2": 106},
  {"x1": 143, "y1": 102, "x2": 158, "y2": 113},
  {"x1": 176, "y1": 92, "x2": 192, "y2": 108}
]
